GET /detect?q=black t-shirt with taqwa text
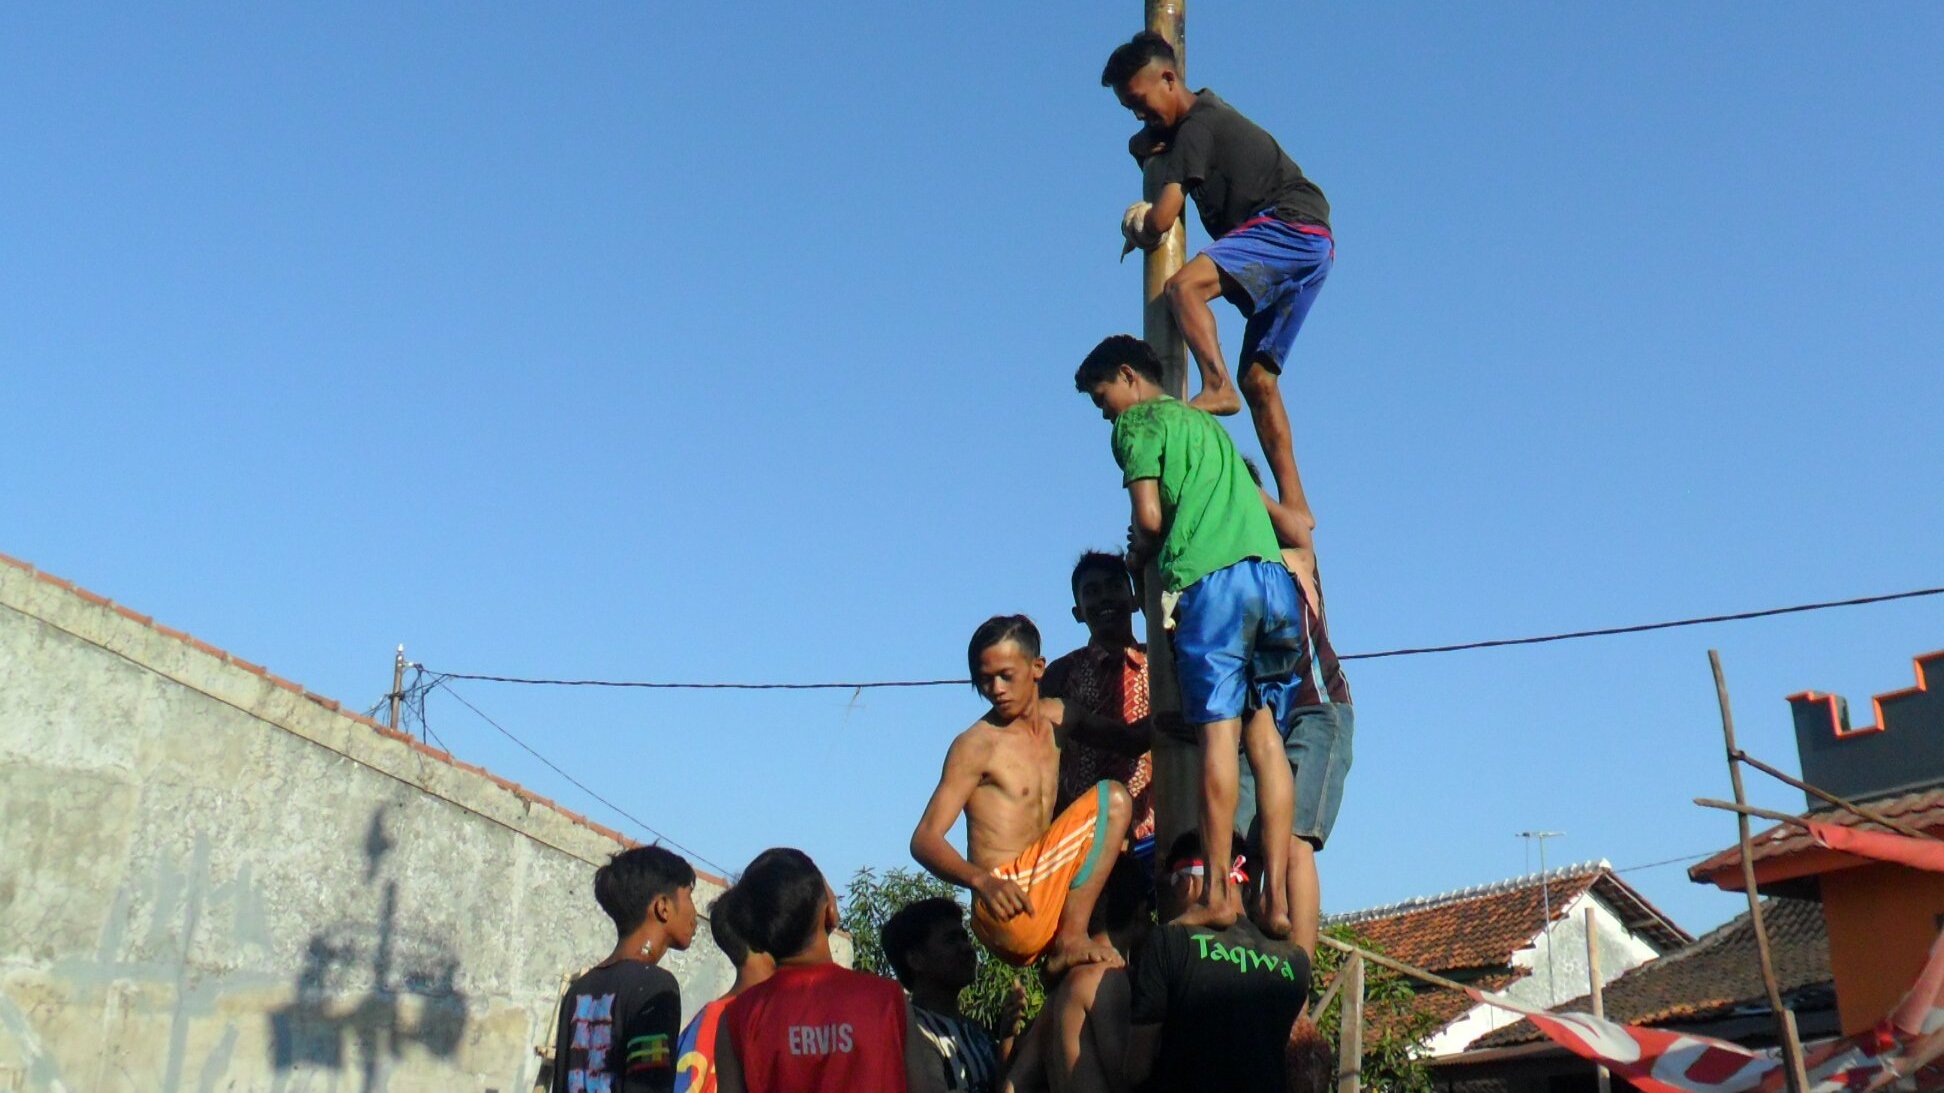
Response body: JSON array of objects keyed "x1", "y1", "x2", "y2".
[
  {"x1": 1130, "y1": 920, "x2": 1311, "y2": 1091},
  {"x1": 551, "y1": 960, "x2": 681, "y2": 1093},
  {"x1": 1154, "y1": 89, "x2": 1331, "y2": 239}
]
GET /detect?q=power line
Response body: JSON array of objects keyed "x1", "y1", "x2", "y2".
[
  {"x1": 427, "y1": 582, "x2": 1944, "y2": 691},
  {"x1": 430, "y1": 679, "x2": 733, "y2": 878},
  {"x1": 1610, "y1": 851, "x2": 1715, "y2": 874}
]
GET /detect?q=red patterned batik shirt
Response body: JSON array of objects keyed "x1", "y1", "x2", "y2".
[{"x1": 1045, "y1": 642, "x2": 1154, "y2": 841}]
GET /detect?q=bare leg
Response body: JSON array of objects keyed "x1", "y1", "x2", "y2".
[
  {"x1": 1240, "y1": 365, "x2": 1315, "y2": 534},
  {"x1": 1043, "y1": 783, "x2": 1133, "y2": 975},
  {"x1": 1172, "y1": 718, "x2": 1243, "y2": 929},
  {"x1": 1242, "y1": 706, "x2": 1295, "y2": 939},
  {"x1": 1289, "y1": 836, "x2": 1320, "y2": 958},
  {"x1": 1164, "y1": 256, "x2": 1243, "y2": 417},
  {"x1": 1244, "y1": 364, "x2": 1320, "y2": 603}
]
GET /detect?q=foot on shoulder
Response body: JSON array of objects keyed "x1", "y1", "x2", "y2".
[
  {"x1": 1042, "y1": 937, "x2": 1124, "y2": 977},
  {"x1": 1188, "y1": 386, "x2": 1244, "y2": 417},
  {"x1": 1251, "y1": 889, "x2": 1294, "y2": 940},
  {"x1": 1169, "y1": 900, "x2": 1240, "y2": 930}
]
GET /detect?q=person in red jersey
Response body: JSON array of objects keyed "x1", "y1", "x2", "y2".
[
  {"x1": 715, "y1": 848, "x2": 930, "y2": 1093},
  {"x1": 673, "y1": 886, "x2": 774, "y2": 1093}
]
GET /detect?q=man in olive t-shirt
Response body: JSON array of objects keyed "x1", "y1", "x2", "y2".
[{"x1": 1076, "y1": 334, "x2": 1311, "y2": 941}]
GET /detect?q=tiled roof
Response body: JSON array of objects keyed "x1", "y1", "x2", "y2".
[
  {"x1": 1468, "y1": 897, "x2": 1831, "y2": 1049},
  {"x1": 0, "y1": 550, "x2": 728, "y2": 887},
  {"x1": 1329, "y1": 861, "x2": 1690, "y2": 973},
  {"x1": 1689, "y1": 788, "x2": 1944, "y2": 892}
]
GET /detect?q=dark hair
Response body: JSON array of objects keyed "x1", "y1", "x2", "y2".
[
  {"x1": 734, "y1": 848, "x2": 828, "y2": 960},
  {"x1": 1075, "y1": 334, "x2": 1164, "y2": 392},
  {"x1": 709, "y1": 886, "x2": 753, "y2": 967},
  {"x1": 881, "y1": 897, "x2": 964, "y2": 986},
  {"x1": 1163, "y1": 829, "x2": 1251, "y2": 891},
  {"x1": 594, "y1": 845, "x2": 696, "y2": 936},
  {"x1": 1101, "y1": 30, "x2": 1177, "y2": 88},
  {"x1": 1070, "y1": 550, "x2": 1134, "y2": 602},
  {"x1": 1287, "y1": 1019, "x2": 1335, "y2": 1093},
  {"x1": 1089, "y1": 858, "x2": 1155, "y2": 935},
  {"x1": 967, "y1": 614, "x2": 1041, "y2": 688}
]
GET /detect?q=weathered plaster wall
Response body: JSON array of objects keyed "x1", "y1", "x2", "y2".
[
  {"x1": 1426, "y1": 890, "x2": 1663, "y2": 1056},
  {"x1": 0, "y1": 560, "x2": 748, "y2": 1093}
]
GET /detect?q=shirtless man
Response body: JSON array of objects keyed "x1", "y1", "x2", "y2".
[
  {"x1": 911, "y1": 615, "x2": 1148, "y2": 975},
  {"x1": 1002, "y1": 859, "x2": 1152, "y2": 1093}
]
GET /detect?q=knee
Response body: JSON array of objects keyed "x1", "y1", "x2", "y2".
[
  {"x1": 1240, "y1": 363, "x2": 1279, "y2": 402},
  {"x1": 1104, "y1": 780, "x2": 1134, "y2": 821},
  {"x1": 1164, "y1": 266, "x2": 1213, "y2": 309}
]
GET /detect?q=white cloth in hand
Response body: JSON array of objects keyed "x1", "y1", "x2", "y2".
[{"x1": 1121, "y1": 201, "x2": 1159, "y2": 250}]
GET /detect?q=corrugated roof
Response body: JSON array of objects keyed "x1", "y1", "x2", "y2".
[
  {"x1": 1689, "y1": 788, "x2": 1944, "y2": 892},
  {"x1": 1329, "y1": 861, "x2": 1689, "y2": 973}
]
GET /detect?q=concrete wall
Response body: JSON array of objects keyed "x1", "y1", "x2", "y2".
[
  {"x1": 0, "y1": 560, "x2": 747, "y2": 1093},
  {"x1": 1426, "y1": 890, "x2": 1663, "y2": 1056}
]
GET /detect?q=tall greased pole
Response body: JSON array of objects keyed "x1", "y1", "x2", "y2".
[
  {"x1": 388, "y1": 644, "x2": 406, "y2": 732},
  {"x1": 1141, "y1": 0, "x2": 1198, "y2": 861}
]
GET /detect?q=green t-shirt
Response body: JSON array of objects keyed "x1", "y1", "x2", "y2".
[{"x1": 1111, "y1": 396, "x2": 1282, "y2": 593}]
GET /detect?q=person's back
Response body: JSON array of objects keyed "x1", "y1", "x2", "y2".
[
  {"x1": 1132, "y1": 919, "x2": 1309, "y2": 1088},
  {"x1": 1151, "y1": 89, "x2": 1329, "y2": 243},
  {"x1": 725, "y1": 962, "x2": 909, "y2": 1091},
  {"x1": 1110, "y1": 394, "x2": 1280, "y2": 596},
  {"x1": 716, "y1": 848, "x2": 914, "y2": 1093}
]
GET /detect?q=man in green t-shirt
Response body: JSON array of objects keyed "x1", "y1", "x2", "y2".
[{"x1": 1074, "y1": 333, "x2": 1307, "y2": 939}]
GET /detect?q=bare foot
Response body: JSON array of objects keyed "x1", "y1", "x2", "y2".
[
  {"x1": 1042, "y1": 936, "x2": 1123, "y2": 977},
  {"x1": 1169, "y1": 899, "x2": 1240, "y2": 931},
  {"x1": 1188, "y1": 385, "x2": 1244, "y2": 416},
  {"x1": 1250, "y1": 877, "x2": 1294, "y2": 939}
]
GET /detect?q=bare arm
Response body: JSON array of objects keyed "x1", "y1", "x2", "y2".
[
  {"x1": 713, "y1": 1021, "x2": 745, "y2": 1093},
  {"x1": 1127, "y1": 1025, "x2": 1160, "y2": 1089},
  {"x1": 909, "y1": 732, "x2": 1030, "y2": 919},
  {"x1": 1125, "y1": 478, "x2": 1164, "y2": 571},
  {"x1": 1089, "y1": 972, "x2": 1133, "y2": 1093},
  {"x1": 1053, "y1": 698, "x2": 1151, "y2": 760},
  {"x1": 1142, "y1": 182, "x2": 1186, "y2": 238}
]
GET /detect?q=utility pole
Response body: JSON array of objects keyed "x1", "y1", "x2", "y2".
[
  {"x1": 388, "y1": 644, "x2": 406, "y2": 733},
  {"x1": 1518, "y1": 830, "x2": 1564, "y2": 1004},
  {"x1": 1140, "y1": 0, "x2": 1197, "y2": 858}
]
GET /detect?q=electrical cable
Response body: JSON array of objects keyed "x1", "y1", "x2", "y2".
[
  {"x1": 430, "y1": 678, "x2": 732, "y2": 877},
  {"x1": 425, "y1": 583, "x2": 1944, "y2": 691}
]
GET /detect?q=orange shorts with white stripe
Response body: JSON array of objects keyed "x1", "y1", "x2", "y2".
[{"x1": 971, "y1": 781, "x2": 1113, "y2": 966}]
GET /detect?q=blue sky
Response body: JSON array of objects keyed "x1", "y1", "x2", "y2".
[{"x1": 4, "y1": 3, "x2": 1941, "y2": 935}]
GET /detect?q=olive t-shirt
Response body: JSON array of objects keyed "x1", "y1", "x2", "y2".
[
  {"x1": 1111, "y1": 396, "x2": 1283, "y2": 593},
  {"x1": 1129, "y1": 921, "x2": 1311, "y2": 1091},
  {"x1": 1153, "y1": 89, "x2": 1330, "y2": 239}
]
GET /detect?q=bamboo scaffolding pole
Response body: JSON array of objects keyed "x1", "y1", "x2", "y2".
[
  {"x1": 1732, "y1": 748, "x2": 1935, "y2": 841},
  {"x1": 1709, "y1": 649, "x2": 1810, "y2": 1093},
  {"x1": 1586, "y1": 905, "x2": 1612, "y2": 1093},
  {"x1": 1337, "y1": 953, "x2": 1364, "y2": 1093}
]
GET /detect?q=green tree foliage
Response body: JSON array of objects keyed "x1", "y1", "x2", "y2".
[
  {"x1": 841, "y1": 866, "x2": 1044, "y2": 1029},
  {"x1": 1307, "y1": 925, "x2": 1439, "y2": 1093}
]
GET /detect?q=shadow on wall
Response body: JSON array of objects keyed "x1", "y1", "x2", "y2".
[{"x1": 269, "y1": 807, "x2": 472, "y2": 1092}]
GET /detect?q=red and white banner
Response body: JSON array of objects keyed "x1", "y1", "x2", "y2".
[{"x1": 1467, "y1": 929, "x2": 1944, "y2": 1091}]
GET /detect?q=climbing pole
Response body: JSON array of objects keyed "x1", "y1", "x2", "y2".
[{"x1": 1140, "y1": 0, "x2": 1199, "y2": 859}]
